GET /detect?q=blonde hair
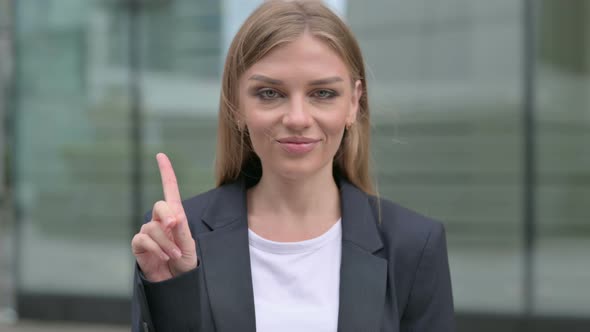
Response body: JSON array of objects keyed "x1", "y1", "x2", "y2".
[{"x1": 215, "y1": 0, "x2": 374, "y2": 195}]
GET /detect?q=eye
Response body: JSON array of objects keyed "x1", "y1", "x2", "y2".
[
  {"x1": 256, "y1": 88, "x2": 282, "y2": 100},
  {"x1": 312, "y1": 89, "x2": 337, "y2": 99}
]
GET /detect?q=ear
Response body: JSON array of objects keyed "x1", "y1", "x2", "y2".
[{"x1": 347, "y1": 79, "x2": 362, "y2": 125}]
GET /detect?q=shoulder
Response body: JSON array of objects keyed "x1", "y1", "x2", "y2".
[
  {"x1": 367, "y1": 195, "x2": 451, "y2": 302},
  {"x1": 368, "y1": 194, "x2": 447, "y2": 256},
  {"x1": 180, "y1": 187, "x2": 219, "y2": 221},
  {"x1": 371, "y1": 195, "x2": 445, "y2": 235}
]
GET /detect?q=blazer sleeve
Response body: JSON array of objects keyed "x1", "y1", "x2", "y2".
[
  {"x1": 131, "y1": 212, "x2": 207, "y2": 332},
  {"x1": 132, "y1": 264, "x2": 203, "y2": 331},
  {"x1": 400, "y1": 222, "x2": 456, "y2": 332}
]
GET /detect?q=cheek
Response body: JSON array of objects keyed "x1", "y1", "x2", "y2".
[
  {"x1": 319, "y1": 115, "x2": 348, "y2": 152},
  {"x1": 316, "y1": 113, "x2": 347, "y2": 138},
  {"x1": 244, "y1": 113, "x2": 278, "y2": 154}
]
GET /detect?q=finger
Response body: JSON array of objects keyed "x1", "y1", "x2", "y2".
[
  {"x1": 152, "y1": 200, "x2": 177, "y2": 229},
  {"x1": 156, "y1": 153, "x2": 183, "y2": 213},
  {"x1": 141, "y1": 222, "x2": 183, "y2": 260},
  {"x1": 132, "y1": 233, "x2": 170, "y2": 262},
  {"x1": 155, "y1": 153, "x2": 193, "y2": 252},
  {"x1": 170, "y1": 220, "x2": 195, "y2": 254}
]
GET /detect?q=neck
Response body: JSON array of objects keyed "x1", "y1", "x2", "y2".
[{"x1": 247, "y1": 165, "x2": 340, "y2": 227}]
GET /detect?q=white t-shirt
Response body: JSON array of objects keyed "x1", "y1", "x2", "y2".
[{"x1": 248, "y1": 219, "x2": 342, "y2": 332}]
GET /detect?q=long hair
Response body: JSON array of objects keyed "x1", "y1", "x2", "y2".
[{"x1": 215, "y1": 0, "x2": 374, "y2": 195}]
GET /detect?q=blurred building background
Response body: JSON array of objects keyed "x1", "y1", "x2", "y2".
[{"x1": 0, "y1": 0, "x2": 589, "y2": 331}]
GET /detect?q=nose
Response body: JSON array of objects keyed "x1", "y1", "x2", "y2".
[{"x1": 282, "y1": 94, "x2": 313, "y2": 130}]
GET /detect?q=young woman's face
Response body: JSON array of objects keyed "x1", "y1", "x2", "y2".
[{"x1": 239, "y1": 33, "x2": 361, "y2": 181}]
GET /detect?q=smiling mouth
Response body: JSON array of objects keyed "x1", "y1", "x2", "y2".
[{"x1": 275, "y1": 137, "x2": 321, "y2": 154}]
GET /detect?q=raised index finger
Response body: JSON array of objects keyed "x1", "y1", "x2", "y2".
[{"x1": 156, "y1": 153, "x2": 183, "y2": 211}]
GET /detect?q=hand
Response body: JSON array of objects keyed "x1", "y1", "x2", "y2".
[{"x1": 131, "y1": 153, "x2": 198, "y2": 282}]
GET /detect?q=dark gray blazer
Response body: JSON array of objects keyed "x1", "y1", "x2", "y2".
[{"x1": 132, "y1": 176, "x2": 455, "y2": 332}]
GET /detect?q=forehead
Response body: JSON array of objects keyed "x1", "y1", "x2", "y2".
[{"x1": 243, "y1": 33, "x2": 351, "y2": 81}]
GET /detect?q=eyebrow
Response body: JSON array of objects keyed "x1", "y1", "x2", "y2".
[{"x1": 248, "y1": 75, "x2": 344, "y2": 86}]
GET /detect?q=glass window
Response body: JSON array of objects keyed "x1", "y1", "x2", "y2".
[
  {"x1": 14, "y1": 0, "x2": 133, "y2": 296},
  {"x1": 137, "y1": 0, "x2": 223, "y2": 214},
  {"x1": 348, "y1": 0, "x2": 525, "y2": 313},
  {"x1": 535, "y1": 0, "x2": 590, "y2": 317},
  {"x1": 0, "y1": 0, "x2": 15, "y2": 320}
]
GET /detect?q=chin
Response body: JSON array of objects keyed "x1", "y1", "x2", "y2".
[{"x1": 266, "y1": 159, "x2": 332, "y2": 182}]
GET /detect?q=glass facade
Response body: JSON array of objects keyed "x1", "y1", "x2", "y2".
[
  {"x1": 535, "y1": 0, "x2": 590, "y2": 316},
  {"x1": 352, "y1": 0, "x2": 525, "y2": 314},
  {"x1": 1, "y1": 0, "x2": 589, "y2": 330},
  {"x1": 0, "y1": 0, "x2": 15, "y2": 323},
  {"x1": 13, "y1": 0, "x2": 134, "y2": 297}
]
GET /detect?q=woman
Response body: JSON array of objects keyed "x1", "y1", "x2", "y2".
[{"x1": 131, "y1": 1, "x2": 455, "y2": 331}]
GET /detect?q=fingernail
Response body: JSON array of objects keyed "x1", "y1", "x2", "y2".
[
  {"x1": 161, "y1": 253, "x2": 170, "y2": 261},
  {"x1": 172, "y1": 248, "x2": 182, "y2": 259}
]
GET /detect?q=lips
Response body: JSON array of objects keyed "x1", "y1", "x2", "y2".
[
  {"x1": 276, "y1": 137, "x2": 320, "y2": 144},
  {"x1": 276, "y1": 136, "x2": 321, "y2": 154}
]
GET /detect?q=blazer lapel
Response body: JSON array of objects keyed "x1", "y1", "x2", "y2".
[
  {"x1": 198, "y1": 179, "x2": 257, "y2": 332},
  {"x1": 337, "y1": 179, "x2": 388, "y2": 332}
]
